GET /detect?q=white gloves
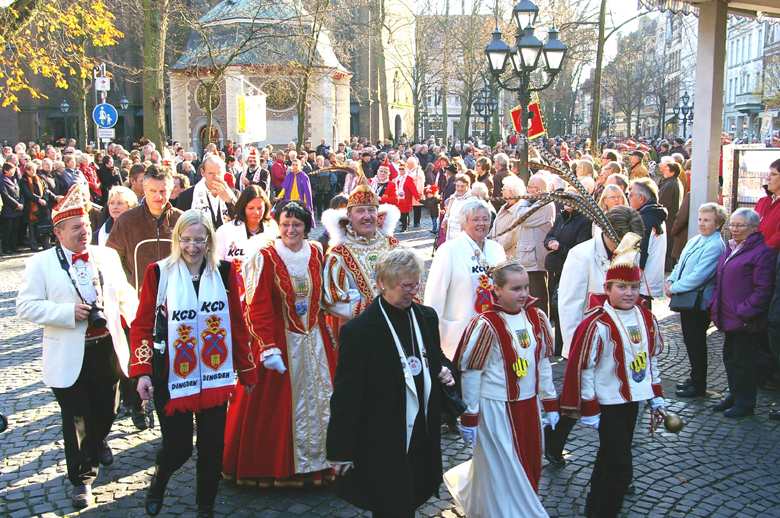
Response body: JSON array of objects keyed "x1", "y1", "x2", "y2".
[
  {"x1": 263, "y1": 354, "x2": 287, "y2": 374},
  {"x1": 581, "y1": 414, "x2": 600, "y2": 429},
  {"x1": 650, "y1": 397, "x2": 666, "y2": 414},
  {"x1": 547, "y1": 411, "x2": 560, "y2": 431},
  {"x1": 458, "y1": 424, "x2": 478, "y2": 446},
  {"x1": 347, "y1": 289, "x2": 361, "y2": 303}
]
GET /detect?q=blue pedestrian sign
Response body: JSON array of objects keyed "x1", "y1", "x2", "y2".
[{"x1": 93, "y1": 103, "x2": 118, "y2": 129}]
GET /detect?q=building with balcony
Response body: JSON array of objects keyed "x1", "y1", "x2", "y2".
[{"x1": 722, "y1": 18, "x2": 768, "y2": 140}]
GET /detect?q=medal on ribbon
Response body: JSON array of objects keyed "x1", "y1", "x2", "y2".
[
  {"x1": 408, "y1": 356, "x2": 422, "y2": 376},
  {"x1": 630, "y1": 351, "x2": 648, "y2": 382},
  {"x1": 627, "y1": 325, "x2": 642, "y2": 345},
  {"x1": 294, "y1": 277, "x2": 309, "y2": 298},
  {"x1": 295, "y1": 300, "x2": 308, "y2": 316},
  {"x1": 512, "y1": 357, "x2": 529, "y2": 378}
]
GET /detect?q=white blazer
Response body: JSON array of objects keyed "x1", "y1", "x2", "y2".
[
  {"x1": 424, "y1": 233, "x2": 506, "y2": 359},
  {"x1": 17, "y1": 245, "x2": 139, "y2": 388}
]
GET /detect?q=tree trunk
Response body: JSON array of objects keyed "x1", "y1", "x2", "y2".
[
  {"x1": 142, "y1": 0, "x2": 169, "y2": 151},
  {"x1": 589, "y1": 0, "x2": 607, "y2": 152},
  {"x1": 375, "y1": 0, "x2": 390, "y2": 140},
  {"x1": 297, "y1": 74, "x2": 310, "y2": 150},
  {"x1": 75, "y1": 74, "x2": 88, "y2": 150}
]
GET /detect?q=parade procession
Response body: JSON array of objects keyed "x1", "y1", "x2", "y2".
[{"x1": 3, "y1": 0, "x2": 780, "y2": 515}]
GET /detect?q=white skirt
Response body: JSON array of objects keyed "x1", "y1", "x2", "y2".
[{"x1": 443, "y1": 398, "x2": 549, "y2": 518}]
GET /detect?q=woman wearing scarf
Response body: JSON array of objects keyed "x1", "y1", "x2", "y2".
[
  {"x1": 93, "y1": 186, "x2": 138, "y2": 246},
  {"x1": 327, "y1": 247, "x2": 455, "y2": 518},
  {"x1": 130, "y1": 209, "x2": 257, "y2": 518},
  {"x1": 77, "y1": 154, "x2": 102, "y2": 204},
  {"x1": 223, "y1": 201, "x2": 336, "y2": 488},
  {"x1": 441, "y1": 174, "x2": 475, "y2": 242},
  {"x1": 445, "y1": 261, "x2": 557, "y2": 518},
  {"x1": 20, "y1": 162, "x2": 54, "y2": 251}
]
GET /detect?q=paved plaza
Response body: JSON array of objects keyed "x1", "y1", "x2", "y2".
[{"x1": 2, "y1": 224, "x2": 780, "y2": 517}]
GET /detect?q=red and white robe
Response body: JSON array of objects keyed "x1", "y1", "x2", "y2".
[
  {"x1": 222, "y1": 241, "x2": 338, "y2": 488},
  {"x1": 560, "y1": 294, "x2": 664, "y2": 417},
  {"x1": 444, "y1": 300, "x2": 556, "y2": 518}
]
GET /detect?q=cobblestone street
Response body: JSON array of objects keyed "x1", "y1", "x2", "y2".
[{"x1": 3, "y1": 224, "x2": 780, "y2": 517}]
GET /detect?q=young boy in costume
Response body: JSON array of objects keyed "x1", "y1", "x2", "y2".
[{"x1": 560, "y1": 233, "x2": 666, "y2": 518}]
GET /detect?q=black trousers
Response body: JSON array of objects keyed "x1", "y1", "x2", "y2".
[
  {"x1": 399, "y1": 211, "x2": 410, "y2": 231},
  {"x1": 679, "y1": 309, "x2": 711, "y2": 390},
  {"x1": 2, "y1": 216, "x2": 21, "y2": 252},
  {"x1": 768, "y1": 323, "x2": 780, "y2": 381},
  {"x1": 153, "y1": 386, "x2": 227, "y2": 507},
  {"x1": 51, "y1": 337, "x2": 120, "y2": 486},
  {"x1": 723, "y1": 331, "x2": 758, "y2": 409},
  {"x1": 586, "y1": 402, "x2": 639, "y2": 518},
  {"x1": 412, "y1": 206, "x2": 422, "y2": 226},
  {"x1": 28, "y1": 222, "x2": 52, "y2": 251},
  {"x1": 314, "y1": 192, "x2": 331, "y2": 217}
]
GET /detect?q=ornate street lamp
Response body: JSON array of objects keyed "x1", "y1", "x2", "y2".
[
  {"x1": 60, "y1": 99, "x2": 70, "y2": 142},
  {"x1": 473, "y1": 84, "x2": 497, "y2": 140},
  {"x1": 673, "y1": 91, "x2": 694, "y2": 139},
  {"x1": 120, "y1": 95, "x2": 130, "y2": 149},
  {"x1": 419, "y1": 104, "x2": 428, "y2": 142},
  {"x1": 485, "y1": 0, "x2": 567, "y2": 181},
  {"x1": 573, "y1": 114, "x2": 582, "y2": 134}
]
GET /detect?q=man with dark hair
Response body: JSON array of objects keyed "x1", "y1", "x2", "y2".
[
  {"x1": 600, "y1": 150, "x2": 619, "y2": 169},
  {"x1": 605, "y1": 172, "x2": 629, "y2": 194},
  {"x1": 126, "y1": 163, "x2": 147, "y2": 201}
]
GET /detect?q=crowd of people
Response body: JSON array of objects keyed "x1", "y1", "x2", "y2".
[{"x1": 10, "y1": 129, "x2": 780, "y2": 518}]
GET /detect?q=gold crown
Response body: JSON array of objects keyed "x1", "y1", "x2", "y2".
[
  {"x1": 176, "y1": 323, "x2": 193, "y2": 338},
  {"x1": 204, "y1": 314, "x2": 223, "y2": 331}
]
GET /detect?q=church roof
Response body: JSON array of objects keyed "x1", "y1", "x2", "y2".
[{"x1": 170, "y1": 0, "x2": 349, "y2": 73}]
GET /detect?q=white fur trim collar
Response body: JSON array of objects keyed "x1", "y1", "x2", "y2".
[{"x1": 274, "y1": 239, "x2": 312, "y2": 278}]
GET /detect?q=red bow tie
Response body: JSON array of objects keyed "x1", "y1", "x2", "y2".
[{"x1": 72, "y1": 252, "x2": 90, "y2": 263}]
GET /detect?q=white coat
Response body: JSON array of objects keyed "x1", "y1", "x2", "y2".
[
  {"x1": 16, "y1": 245, "x2": 138, "y2": 388},
  {"x1": 423, "y1": 232, "x2": 506, "y2": 359}
]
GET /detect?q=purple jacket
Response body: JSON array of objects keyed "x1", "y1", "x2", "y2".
[{"x1": 707, "y1": 232, "x2": 776, "y2": 333}]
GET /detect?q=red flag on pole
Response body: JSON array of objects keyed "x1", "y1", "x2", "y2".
[{"x1": 510, "y1": 102, "x2": 546, "y2": 139}]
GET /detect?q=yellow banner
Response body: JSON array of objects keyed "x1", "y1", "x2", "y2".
[{"x1": 237, "y1": 95, "x2": 246, "y2": 133}]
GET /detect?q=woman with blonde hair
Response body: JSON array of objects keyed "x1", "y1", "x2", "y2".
[
  {"x1": 597, "y1": 184, "x2": 628, "y2": 213},
  {"x1": 94, "y1": 186, "x2": 138, "y2": 246},
  {"x1": 130, "y1": 209, "x2": 257, "y2": 518}
]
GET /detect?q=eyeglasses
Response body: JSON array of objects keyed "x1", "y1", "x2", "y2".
[
  {"x1": 398, "y1": 280, "x2": 422, "y2": 292},
  {"x1": 180, "y1": 238, "x2": 208, "y2": 246},
  {"x1": 469, "y1": 217, "x2": 491, "y2": 224},
  {"x1": 728, "y1": 223, "x2": 752, "y2": 230}
]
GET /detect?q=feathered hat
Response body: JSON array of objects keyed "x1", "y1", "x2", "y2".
[
  {"x1": 52, "y1": 184, "x2": 88, "y2": 226},
  {"x1": 347, "y1": 175, "x2": 380, "y2": 208},
  {"x1": 248, "y1": 148, "x2": 260, "y2": 161},
  {"x1": 605, "y1": 232, "x2": 642, "y2": 285}
]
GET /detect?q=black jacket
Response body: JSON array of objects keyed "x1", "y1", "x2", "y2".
[
  {"x1": 97, "y1": 165, "x2": 123, "y2": 202},
  {"x1": 638, "y1": 202, "x2": 668, "y2": 270},
  {"x1": 327, "y1": 298, "x2": 453, "y2": 515},
  {"x1": 544, "y1": 209, "x2": 593, "y2": 274}
]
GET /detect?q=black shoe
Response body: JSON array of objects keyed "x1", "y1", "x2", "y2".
[
  {"x1": 98, "y1": 440, "x2": 113, "y2": 466},
  {"x1": 544, "y1": 452, "x2": 566, "y2": 466},
  {"x1": 724, "y1": 406, "x2": 754, "y2": 418},
  {"x1": 429, "y1": 229, "x2": 438, "y2": 235},
  {"x1": 132, "y1": 410, "x2": 149, "y2": 431},
  {"x1": 198, "y1": 504, "x2": 215, "y2": 518},
  {"x1": 626, "y1": 483, "x2": 636, "y2": 494},
  {"x1": 769, "y1": 409, "x2": 780, "y2": 421},
  {"x1": 145, "y1": 465, "x2": 175, "y2": 516},
  {"x1": 71, "y1": 484, "x2": 93, "y2": 509},
  {"x1": 676, "y1": 386, "x2": 706, "y2": 398},
  {"x1": 676, "y1": 378, "x2": 692, "y2": 390},
  {"x1": 712, "y1": 396, "x2": 735, "y2": 412},
  {"x1": 763, "y1": 379, "x2": 780, "y2": 391}
]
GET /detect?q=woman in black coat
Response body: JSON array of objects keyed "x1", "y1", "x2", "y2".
[
  {"x1": 543, "y1": 197, "x2": 593, "y2": 354},
  {"x1": 327, "y1": 247, "x2": 455, "y2": 518},
  {"x1": 97, "y1": 155, "x2": 124, "y2": 203}
]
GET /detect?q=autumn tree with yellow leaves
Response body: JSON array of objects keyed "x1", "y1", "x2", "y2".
[{"x1": 0, "y1": 0, "x2": 123, "y2": 145}]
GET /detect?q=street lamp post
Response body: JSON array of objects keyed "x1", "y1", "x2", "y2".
[
  {"x1": 484, "y1": 0, "x2": 567, "y2": 182},
  {"x1": 473, "y1": 84, "x2": 498, "y2": 142},
  {"x1": 554, "y1": 113, "x2": 567, "y2": 135},
  {"x1": 605, "y1": 112, "x2": 614, "y2": 139},
  {"x1": 120, "y1": 95, "x2": 130, "y2": 150},
  {"x1": 672, "y1": 91, "x2": 694, "y2": 139},
  {"x1": 419, "y1": 104, "x2": 428, "y2": 142},
  {"x1": 573, "y1": 114, "x2": 581, "y2": 135},
  {"x1": 60, "y1": 99, "x2": 70, "y2": 143}
]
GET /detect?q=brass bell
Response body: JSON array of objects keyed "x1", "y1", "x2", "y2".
[{"x1": 664, "y1": 413, "x2": 684, "y2": 433}]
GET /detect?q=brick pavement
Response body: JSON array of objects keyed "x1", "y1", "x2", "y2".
[{"x1": 2, "y1": 221, "x2": 780, "y2": 517}]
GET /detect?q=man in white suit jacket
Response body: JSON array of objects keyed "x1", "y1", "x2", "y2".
[{"x1": 16, "y1": 185, "x2": 138, "y2": 509}]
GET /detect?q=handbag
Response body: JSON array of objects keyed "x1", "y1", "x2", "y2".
[
  {"x1": 439, "y1": 372, "x2": 468, "y2": 417},
  {"x1": 36, "y1": 214, "x2": 54, "y2": 236},
  {"x1": 151, "y1": 266, "x2": 169, "y2": 385},
  {"x1": 669, "y1": 247, "x2": 714, "y2": 312}
]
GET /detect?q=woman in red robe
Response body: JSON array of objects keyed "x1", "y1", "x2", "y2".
[{"x1": 223, "y1": 200, "x2": 337, "y2": 488}]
